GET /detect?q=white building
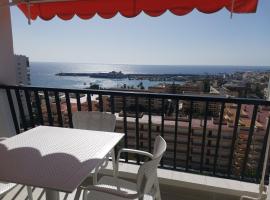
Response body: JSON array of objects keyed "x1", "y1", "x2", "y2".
[
  {"x1": 14, "y1": 55, "x2": 31, "y2": 120},
  {"x1": 14, "y1": 54, "x2": 31, "y2": 85}
]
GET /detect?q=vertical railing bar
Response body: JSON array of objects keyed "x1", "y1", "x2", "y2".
[
  {"x1": 227, "y1": 103, "x2": 241, "y2": 177},
  {"x1": 65, "y1": 92, "x2": 73, "y2": 128},
  {"x1": 34, "y1": 90, "x2": 44, "y2": 125},
  {"x1": 174, "y1": 99, "x2": 179, "y2": 169},
  {"x1": 161, "y1": 98, "x2": 165, "y2": 137},
  {"x1": 256, "y1": 117, "x2": 270, "y2": 182},
  {"x1": 44, "y1": 90, "x2": 53, "y2": 126},
  {"x1": 135, "y1": 96, "x2": 140, "y2": 164},
  {"x1": 54, "y1": 91, "x2": 63, "y2": 127},
  {"x1": 241, "y1": 104, "x2": 258, "y2": 178},
  {"x1": 14, "y1": 89, "x2": 27, "y2": 131},
  {"x1": 76, "y1": 93, "x2": 81, "y2": 111},
  {"x1": 200, "y1": 101, "x2": 209, "y2": 172},
  {"x1": 110, "y1": 95, "x2": 116, "y2": 159},
  {"x1": 87, "y1": 93, "x2": 92, "y2": 111},
  {"x1": 5, "y1": 89, "x2": 20, "y2": 134},
  {"x1": 148, "y1": 98, "x2": 152, "y2": 153},
  {"x1": 160, "y1": 98, "x2": 165, "y2": 167},
  {"x1": 99, "y1": 94, "x2": 103, "y2": 112},
  {"x1": 213, "y1": 102, "x2": 225, "y2": 175},
  {"x1": 186, "y1": 101, "x2": 193, "y2": 171},
  {"x1": 110, "y1": 95, "x2": 115, "y2": 114},
  {"x1": 24, "y1": 90, "x2": 35, "y2": 128},
  {"x1": 123, "y1": 96, "x2": 128, "y2": 162}
]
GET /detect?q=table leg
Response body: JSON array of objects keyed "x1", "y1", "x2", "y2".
[
  {"x1": 26, "y1": 186, "x2": 33, "y2": 200},
  {"x1": 111, "y1": 148, "x2": 116, "y2": 177},
  {"x1": 93, "y1": 166, "x2": 98, "y2": 185},
  {"x1": 45, "y1": 189, "x2": 59, "y2": 200}
]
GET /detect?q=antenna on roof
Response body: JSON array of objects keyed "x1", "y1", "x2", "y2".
[
  {"x1": 230, "y1": 0, "x2": 235, "y2": 19},
  {"x1": 26, "y1": 0, "x2": 31, "y2": 24}
]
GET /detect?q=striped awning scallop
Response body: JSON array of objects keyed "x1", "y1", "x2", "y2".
[{"x1": 17, "y1": 0, "x2": 258, "y2": 21}]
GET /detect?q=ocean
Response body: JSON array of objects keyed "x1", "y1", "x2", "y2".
[{"x1": 30, "y1": 62, "x2": 270, "y2": 89}]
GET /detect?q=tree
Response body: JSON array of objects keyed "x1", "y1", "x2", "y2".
[
  {"x1": 171, "y1": 82, "x2": 177, "y2": 94},
  {"x1": 255, "y1": 84, "x2": 263, "y2": 98},
  {"x1": 203, "y1": 79, "x2": 210, "y2": 93},
  {"x1": 89, "y1": 83, "x2": 100, "y2": 90},
  {"x1": 137, "y1": 82, "x2": 145, "y2": 90}
]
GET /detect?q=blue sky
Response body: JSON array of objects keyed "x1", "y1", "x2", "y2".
[{"x1": 10, "y1": 0, "x2": 270, "y2": 66}]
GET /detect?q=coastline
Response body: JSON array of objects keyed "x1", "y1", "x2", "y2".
[{"x1": 30, "y1": 62, "x2": 270, "y2": 89}]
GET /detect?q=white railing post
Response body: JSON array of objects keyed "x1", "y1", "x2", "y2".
[{"x1": 0, "y1": 1, "x2": 17, "y2": 137}]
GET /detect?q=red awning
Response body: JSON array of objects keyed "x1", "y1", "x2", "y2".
[{"x1": 18, "y1": 0, "x2": 258, "y2": 21}]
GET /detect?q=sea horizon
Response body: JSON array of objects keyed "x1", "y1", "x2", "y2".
[
  {"x1": 30, "y1": 61, "x2": 270, "y2": 89},
  {"x1": 31, "y1": 61, "x2": 270, "y2": 69}
]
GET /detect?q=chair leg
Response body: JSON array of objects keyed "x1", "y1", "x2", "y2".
[
  {"x1": 27, "y1": 186, "x2": 33, "y2": 200},
  {"x1": 154, "y1": 179, "x2": 161, "y2": 200},
  {"x1": 93, "y1": 167, "x2": 98, "y2": 185},
  {"x1": 74, "y1": 188, "x2": 82, "y2": 200},
  {"x1": 240, "y1": 196, "x2": 260, "y2": 200}
]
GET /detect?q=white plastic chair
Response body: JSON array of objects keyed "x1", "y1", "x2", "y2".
[
  {"x1": 72, "y1": 111, "x2": 117, "y2": 186},
  {"x1": 76, "y1": 135, "x2": 167, "y2": 200},
  {"x1": 0, "y1": 138, "x2": 33, "y2": 200}
]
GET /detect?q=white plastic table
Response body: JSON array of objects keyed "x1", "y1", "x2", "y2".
[{"x1": 0, "y1": 126, "x2": 124, "y2": 199}]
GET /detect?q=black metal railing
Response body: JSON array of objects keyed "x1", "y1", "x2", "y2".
[{"x1": 1, "y1": 84, "x2": 270, "y2": 184}]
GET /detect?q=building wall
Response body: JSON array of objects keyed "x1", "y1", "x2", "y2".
[
  {"x1": 113, "y1": 96, "x2": 163, "y2": 113},
  {"x1": 114, "y1": 113, "x2": 266, "y2": 176},
  {"x1": 14, "y1": 54, "x2": 31, "y2": 119},
  {"x1": 14, "y1": 55, "x2": 31, "y2": 85},
  {"x1": 181, "y1": 100, "x2": 221, "y2": 116}
]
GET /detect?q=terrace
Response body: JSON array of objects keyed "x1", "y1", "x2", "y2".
[
  {"x1": 0, "y1": 0, "x2": 268, "y2": 199},
  {"x1": 0, "y1": 84, "x2": 269, "y2": 199}
]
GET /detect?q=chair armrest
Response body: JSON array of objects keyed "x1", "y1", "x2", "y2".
[
  {"x1": 0, "y1": 137, "x2": 8, "y2": 142},
  {"x1": 117, "y1": 148, "x2": 153, "y2": 162},
  {"x1": 240, "y1": 196, "x2": 260, "y2": 200},
  {"x1": 115, "y1": 148, "x2": 153, "y2": 177},
  {"x1": 81, "y1": 185, "x2": 138, "y2": 199}
]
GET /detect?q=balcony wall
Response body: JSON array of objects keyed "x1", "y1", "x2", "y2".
[{"x1": 1, "y1": 162, "x2": 261, "y2": 200}]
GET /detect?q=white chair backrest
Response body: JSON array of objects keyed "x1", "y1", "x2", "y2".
[
  {"x1": 72, "y1": 111, "x2": 116, "y2": 132},
  {"x1": 136, "y1": 136, "x2": 167, "y2": 198}
]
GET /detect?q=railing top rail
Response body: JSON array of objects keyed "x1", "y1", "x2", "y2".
[{"x1": 1, "y1": 84, "x2": 270, "y2": 106}]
